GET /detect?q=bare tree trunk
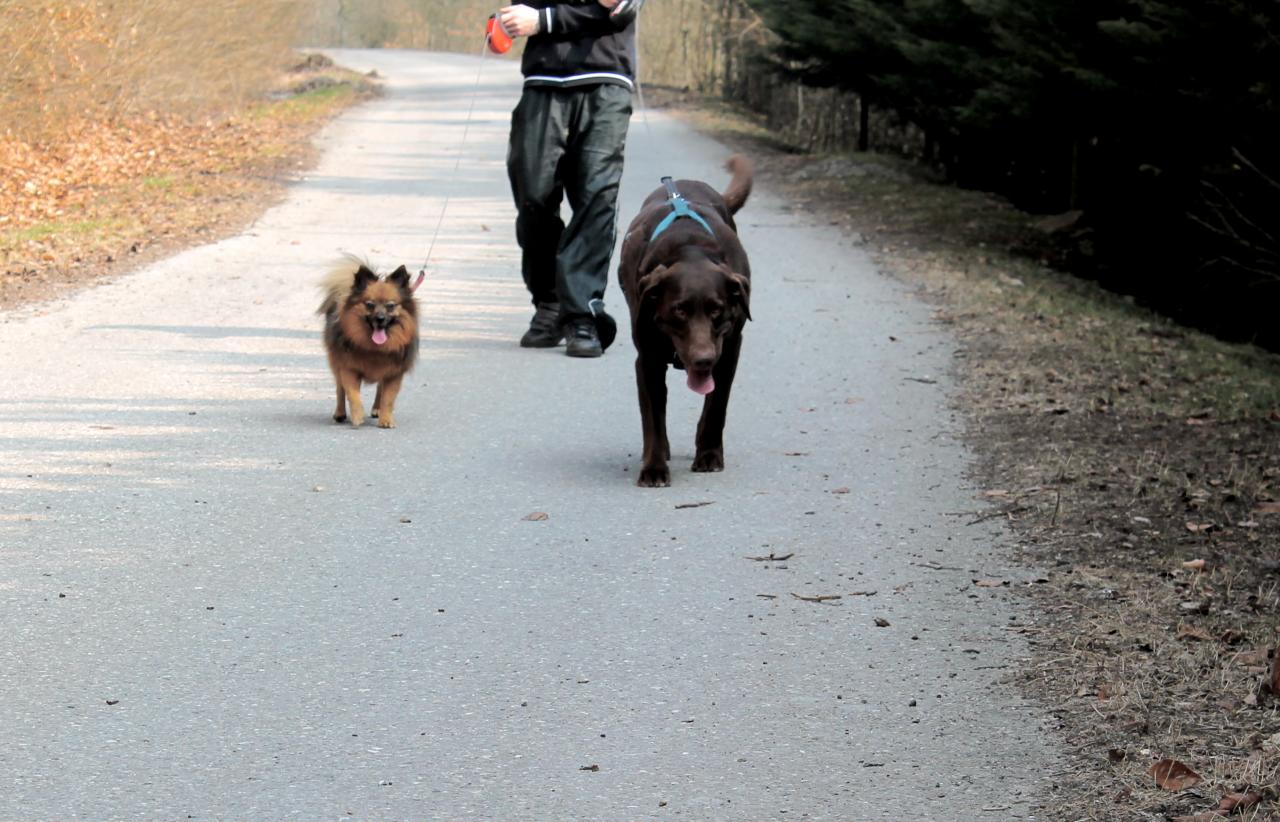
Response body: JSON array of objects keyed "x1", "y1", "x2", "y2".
[
  {"x1": 1069, "y1": 136, "x2": 1082, "y2": 210},
  {"x1": 858, "y1": 95, "x2": 870, "y2": 152},
  {"x1": 721, "y1": 0, "x2": 734, "y2": 99},
  {"x1": 796, "y1": 84, "x2": 804, "y2": 137},
  {"x1": 681, "y1": 24, "x2": 690, "y2": 90}
]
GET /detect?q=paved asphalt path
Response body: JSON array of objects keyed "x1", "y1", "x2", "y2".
[{"x1": 0, "y1": 50, "x2": 1059, "y2": 820}]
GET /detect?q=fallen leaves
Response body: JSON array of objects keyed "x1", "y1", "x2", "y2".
[
  {"x1": 1218, "y1": 628, "x2": 1245, "y2": 645},
  {"x1": 1149, "y1": 758, "x2": 1202, "y2": 791},
  {"x1": 1172, "y1": 791, "x2": 1262, "y2": 821},
  {"x1": 674, "y1": 501, "x2": 714, "y2": 509},
  {"x1": 1231, "y1": 648, "x2": 1271, "y2": 666},
  {"x1": 522, "y1": 512, "x2": 549, "y2": 522},
  {"x1": 1220, "y1": 792, "x2": 1262, "y2": 813},
  {"x1": 1, "y1": 70, "x2": 370, "y2": 309},
  {"x1": 1176, "y1": 624, "x2": 1214, "y2": 642},
  {"x1": 1254, "y1": 501, "x2": 1280, "y2": 516},
  {"x1": 3, "y1": 117, "x2": 256, "y2": 232}
]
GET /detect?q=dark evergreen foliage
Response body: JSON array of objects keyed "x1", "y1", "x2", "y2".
[{"x1": 746, "y1": 0, "x2": 1280, "y2": 345}]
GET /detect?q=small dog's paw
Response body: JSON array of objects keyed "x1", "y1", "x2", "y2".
[
  {"x1": 371, "y1": 408, "x2": 380, "y2": 419},
  {"x1": 349, "y1": 412, "x2": 365, "y2": 428},
  {"x1": 691, "y1": 450, "x2": 724, "y2": 473},
  {"x1": 332, "y1": 413, "x2": 347, "y2": 423},
  {"x1": 377, "y1": 415, "x2": 396, "y2": 429},
  {"x1": 637, "y1": 465, "x2": 671, "y2": 487}
]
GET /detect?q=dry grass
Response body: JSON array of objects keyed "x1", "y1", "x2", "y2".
[{"x1": 0, "y1": 0, "x2": 305, "y2": 140}]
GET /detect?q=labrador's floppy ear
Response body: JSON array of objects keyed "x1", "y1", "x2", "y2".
[
  {"x1": 636, "y1": 264, "x2": 672, "y2": 308},
  {"x1": 724, "y1": 271, "x2": 751, "y2": 321}
]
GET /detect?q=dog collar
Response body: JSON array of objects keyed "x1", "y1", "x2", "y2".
[{"x1": 650, "y1": 176, "x2": 714, "y2": 241}]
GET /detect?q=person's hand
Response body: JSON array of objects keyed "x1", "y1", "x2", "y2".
[
  {"x1": 597, "y1": 0, "x2": 622, "y2": 8},
  {"x1": 498, "y1": 5, "x2": 540, "y2": 37}
]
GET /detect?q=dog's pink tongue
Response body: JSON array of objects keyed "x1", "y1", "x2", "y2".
[
  {"x1": 371, "y1": 328, "x2": 389, "y2": 346},
  {"x1": 687, "y1": 372, "x2": 715, "y2": 395}
]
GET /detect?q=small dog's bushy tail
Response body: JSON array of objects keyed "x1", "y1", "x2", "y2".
[
  {"x1": 722, "y1": 154, "x2": 754, "y2": 215},
  {"x1": 317, "y1": 254, "x2": 368, "y2": 317}
]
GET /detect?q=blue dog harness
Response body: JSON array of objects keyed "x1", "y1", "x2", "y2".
[{"x1": 650, "y1": 177, "x2": 714, "y2": 241}]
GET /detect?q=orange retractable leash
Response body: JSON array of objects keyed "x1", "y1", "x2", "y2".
[{"x1": 486, "y1": 14, "x2": 514, "y2": 54}]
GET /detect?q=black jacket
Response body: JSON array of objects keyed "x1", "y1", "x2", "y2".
[{"x1": 521, "y1": 1, "x2": 639, "y2": 90}]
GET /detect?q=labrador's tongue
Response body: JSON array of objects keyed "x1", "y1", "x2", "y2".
[
  {"x1": 371, "y1": 328, "x2": 389, "y2": 346},
  {"x1": 687, "y1": 372, "x2": 715, "y2": 395}
]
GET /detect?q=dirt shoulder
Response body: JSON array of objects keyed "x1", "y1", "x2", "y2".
[
  {"x1": 656, "y1": 91, "x2": 1280, "y2": 820},
  {"x1": 0, "y1": 54, "x2": 378, "y2": 313}
]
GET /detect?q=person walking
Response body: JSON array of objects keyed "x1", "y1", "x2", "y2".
[{"x1": 499, "y1": 0, "x2": 643, "y2": 357}]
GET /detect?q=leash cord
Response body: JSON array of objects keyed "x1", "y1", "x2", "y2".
[
  {"x1": 419, "y1": 28, "x2": 495, "y2": 276},
  {"x1": 420, "y1": 7, "x2": 647, "y2": 276},
  {"x1": 633, "y1": 13, "x2": 649, "y2": 135}
]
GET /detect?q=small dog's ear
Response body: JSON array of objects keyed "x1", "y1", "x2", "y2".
[
  {"x1": 637, "y1": 265, "x2": 671, "y2": 307},
  {"x1": 353, "y1": 264, "x2": 378, "y2": 289},
  {"x1": 388, "y1": 265, "x2": 411, "y2": 291},
  {"x1": 725, "y1": 271, "x2": 751, "y2": 321}
]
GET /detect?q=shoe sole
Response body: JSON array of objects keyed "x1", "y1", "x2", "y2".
[{"x1": 520, "y1": 337, "x2": 563, "y2": 348}]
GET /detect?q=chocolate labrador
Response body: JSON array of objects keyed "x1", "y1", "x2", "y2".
[{"x1": 617, "y1": 155, "x2": 753, "y2": 487}]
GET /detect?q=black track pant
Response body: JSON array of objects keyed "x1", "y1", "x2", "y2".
[{"x1": 507, "y1": 84, "x2": 632, "y2": 320}]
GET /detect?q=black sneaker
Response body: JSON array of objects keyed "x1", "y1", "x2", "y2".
[
  {"x1": 520, "y1": 302, "x2": 562, "y2": 348},
  {"x1": 565, "y1": 318, "x2": 603, "y2": 358}
]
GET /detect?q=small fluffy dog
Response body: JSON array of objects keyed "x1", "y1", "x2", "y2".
[
  {"x1": 318, "y1": 259, "x2": 419, "y2": 428},
  {"x1": 617, "y1": 155, "x2": 754, "y2": 487}
]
